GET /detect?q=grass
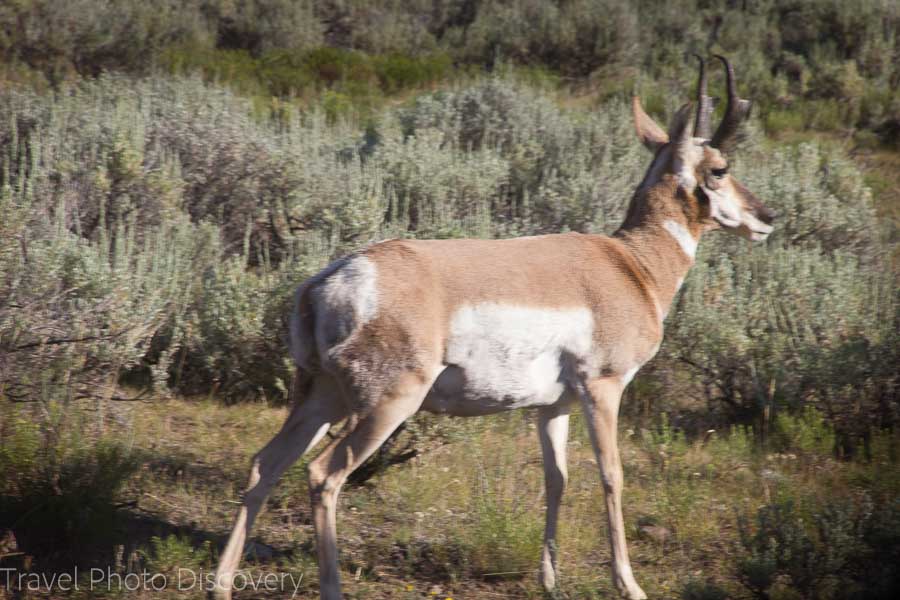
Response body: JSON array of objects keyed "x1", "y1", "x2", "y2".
[
  {"x1": 2, "y1": 397, "x2": 897, "y2": 599},
  {"x1": 158, "y1": 45, "x2": 455, "y2": 122}
]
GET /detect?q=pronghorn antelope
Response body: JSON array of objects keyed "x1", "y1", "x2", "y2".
[{"x1": 214, "y1": 56, "x2": 775, "y2": 600}]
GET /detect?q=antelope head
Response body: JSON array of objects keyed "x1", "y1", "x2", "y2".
[{"x1": 632, "y1": 55, "x2": 776, "y2": 241}]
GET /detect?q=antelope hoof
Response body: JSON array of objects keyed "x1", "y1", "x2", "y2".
[
  {"x1": 620, "y1": 583, "x2": 647, "y2": 600},
  {"x1": 539, "y1": 549, "x2": 559, "y2": 592},
  {"x1": 539, "y1": 567, "x2": 556, "y2": 593},
  {"x1": 210, "y1": 580, "x2": 231, "y2": 600}
]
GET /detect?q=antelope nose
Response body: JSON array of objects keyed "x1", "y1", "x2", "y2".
[{"x1": 759, "y1": 206, "x2": 777, "y2": 225}]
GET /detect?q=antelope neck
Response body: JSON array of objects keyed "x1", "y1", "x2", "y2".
[{"x1": 613, "y1": 191, "x2": 701, "y2": 317}]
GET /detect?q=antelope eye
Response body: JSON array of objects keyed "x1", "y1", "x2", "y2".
[{"x1": 711, "y1": 167, "x2": 728, "y2": 178}]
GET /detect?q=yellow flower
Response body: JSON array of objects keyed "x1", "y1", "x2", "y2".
[{"x1": 405, "y1": 584, "x2": 414, "y2": 591}]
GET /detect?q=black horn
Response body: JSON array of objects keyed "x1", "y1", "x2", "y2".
[
  {"x1": 710, "y1": 55, "x2": 751, "y2": 151},
  {"x1": 692, "y1": 54, "x2": 714, "y2": 139}
]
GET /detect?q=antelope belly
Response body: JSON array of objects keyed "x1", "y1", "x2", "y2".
[{"x1": 422, "y1": 304, "x2": 594, "y2": 415}]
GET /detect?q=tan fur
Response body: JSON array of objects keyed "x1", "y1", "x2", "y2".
[
  {"x1": 215, "y1": 86, "x2": 775, "y2": 600},
  {"x1": 364, "y1": 233, "x2": 665, "y2": 364}
]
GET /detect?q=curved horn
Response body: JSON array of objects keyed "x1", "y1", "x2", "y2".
[
  {"x1": 692, "y1": 54, "x2": 714, "y2": 139},
  {"x1": 710, "y1": 55, "x2": 751, "y2": 151}
]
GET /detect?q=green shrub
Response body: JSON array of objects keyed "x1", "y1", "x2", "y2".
[
  {"x1": 1, "y1": 72, "x2": 895, "y2": 419},
  {"x1": 765, "y1": 108, "x2": 807, "y2": 136},
  {"x1": 141, "y1": 534, "x2": 213, "y2": 576},
  {"x1": 373, "y1": 53, "x2": 452, "y2": 94},
  {"x1": 667, "y1": 142, "x2": 897, "y2": 435},
  {"x1": 3, "y1": 0, "x2": 899, "y2": 145},
  {"x1": 0, "y1": 0, "x2": 212, "y2": 81},
  {"x1": 460, "y1": 465, "x2": 543, "y2": 578},
  {"x1": 736, "y1": 497, "x2": 900, "y2": 600},
  {"x1": 210, "y1": 0, "x2": 323, "y2": 53},
  {"x1": 0, "y1": 186, "x2": 203, "y2": 402},
  {"x1": 681, "y1": 579, "x2": 729, "y2": 600},
  {"x1": 161, "y1": 44, "x2": 270, "y2": 97},
  {"x1": 773, "y1": 407, "x2": 835, "y2": 456},
  {"x1": 160, "y1": 43, "x2": 455, "y2": 114},
  {"x1": 0, "y1": 402, "x2": 139, "y2": 562},
  {"x1": 801, "y1": 99, "x2": 846, "y2": 131},
  {"x1": 737, "y1": 500, "x2": 818, "y2": 599}
]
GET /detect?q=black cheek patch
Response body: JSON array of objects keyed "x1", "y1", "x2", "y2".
[
  {"x1": 732, "y1": 179, "x2": 763, "y2": 210},
  {"x1": 695, "y1": 186, "x2": 710, "y2": 205}
]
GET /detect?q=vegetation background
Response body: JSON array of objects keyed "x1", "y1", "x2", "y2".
[{"x1": 0, "y1": 1, "x2": 898, "y2": 598}]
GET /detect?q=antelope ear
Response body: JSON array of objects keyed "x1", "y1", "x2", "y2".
[{"x1": 632, "y1": 96, "x2": 669, "y2": 152}]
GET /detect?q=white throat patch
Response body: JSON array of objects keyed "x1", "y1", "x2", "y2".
[{"x1": 662, "y1": 220, "x2": 698, "y2": 259}]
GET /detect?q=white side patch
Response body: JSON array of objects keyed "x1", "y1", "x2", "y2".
[
  {"x1": 621, "y1": 366, "x2": 639, "y2": 386},
  {"x1": 662, "y1": 219, "x2": 698, "y2": 259},
  {"x1": 444, "y1": 304, "x2": 594, "y2": 409}
]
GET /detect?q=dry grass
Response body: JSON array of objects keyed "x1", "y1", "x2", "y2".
[{"x1": 2, "y1": 396, "x2": 897, "y2": 599}]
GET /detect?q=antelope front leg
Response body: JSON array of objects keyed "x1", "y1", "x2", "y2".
[
  {"x1": 579, "y1": 378, "x2": 646, "y2": 600},
  {"x1": 537, "y1": 404, "x2": 570, "y2": 592}
]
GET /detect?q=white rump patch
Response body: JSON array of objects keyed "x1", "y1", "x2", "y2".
[
  {"x1": 289, "y1": 257, "x2": 348, "y2": 367},
  {"x1": 320, "y1": 256, "x2": 378, "y2": 323},
  {"x1": 662, "y1": 219, "x2": 698, "y2": 259},
  {"x1": 437, "y1": 304, "x2": 595, "y2": 412},
  {"x1": 310, "y1": 255, "x2": 379, "y2": 357}
]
